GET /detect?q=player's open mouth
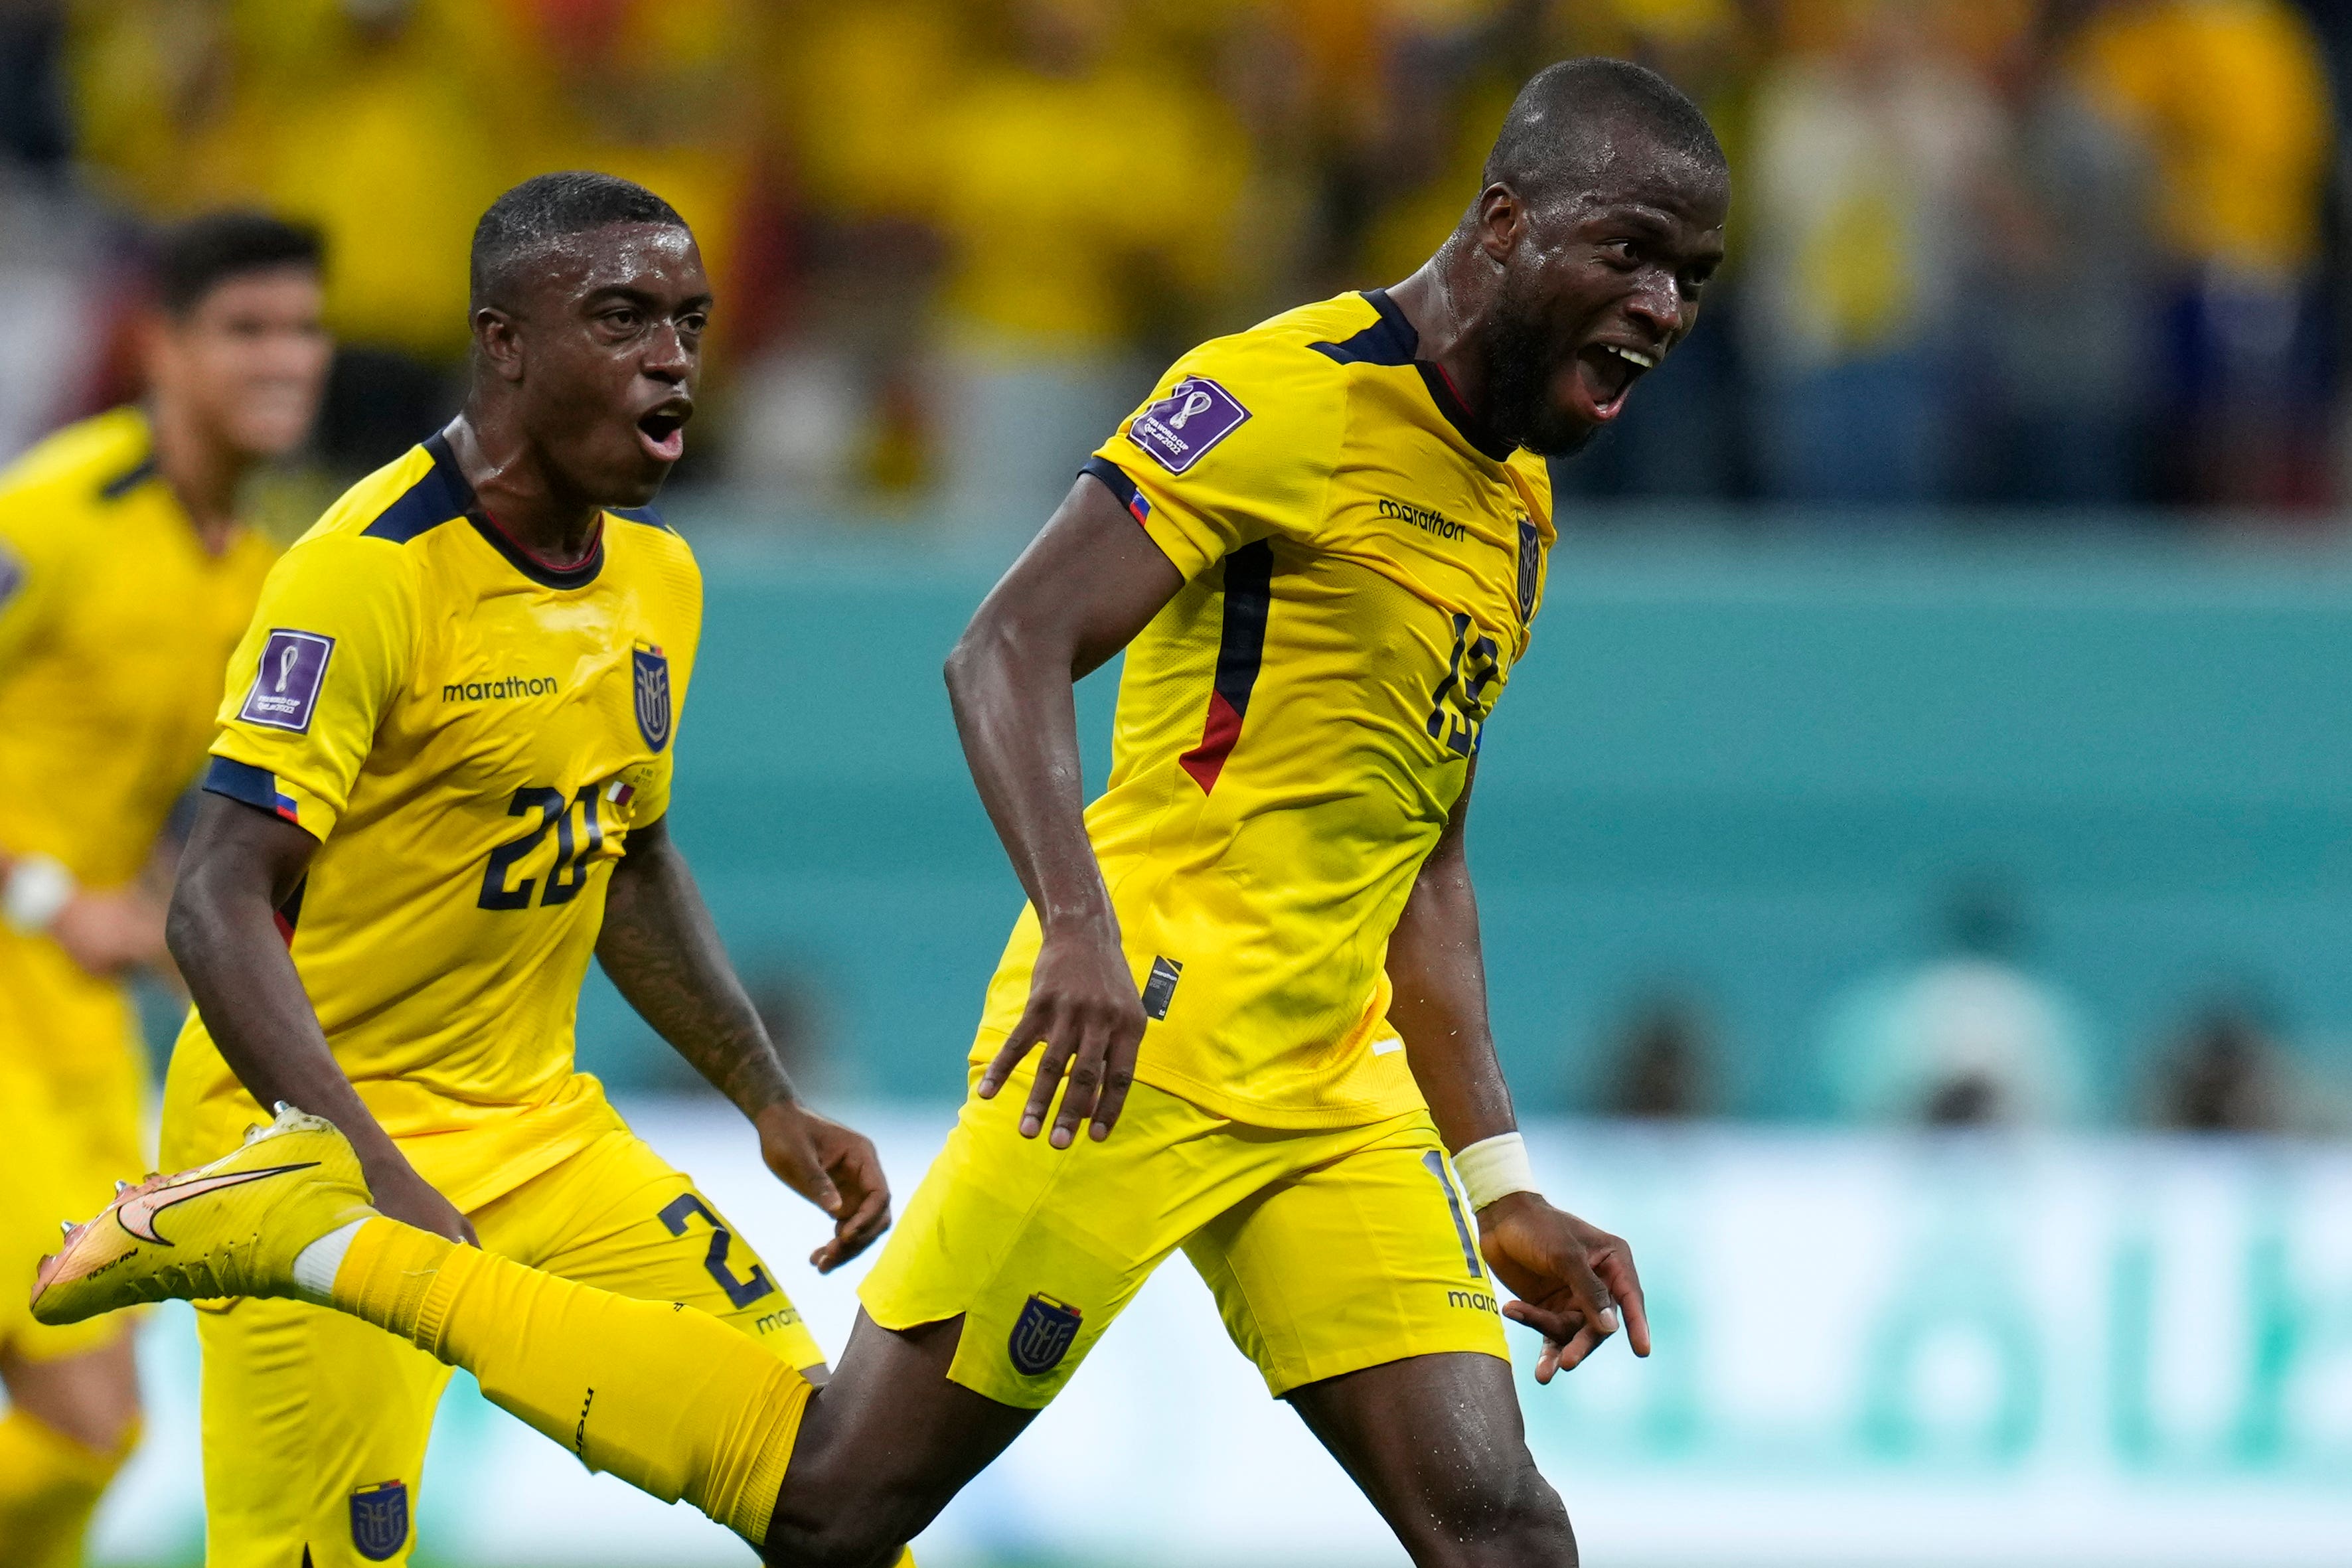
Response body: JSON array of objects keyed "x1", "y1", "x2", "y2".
[
  {"x1": 637, "y1": 405, "x2": 690, "y2": 462},
  {"x1": 1569, "y1": 342, "x2": 1657, "y2": 424}
]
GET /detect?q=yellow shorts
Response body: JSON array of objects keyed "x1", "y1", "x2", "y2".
[
  {"x1": 0, "y1": 935, "x2": 150, "y2": 1363},
  {"x1": 859, "y1": 1067, "x2": 1508, "y2": 1408},
  {"x1": 196, "y1": 1123, "x2": 824, "y2": 1568}
]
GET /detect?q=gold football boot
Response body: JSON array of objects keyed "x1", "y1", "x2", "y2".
[{"x1": 32, "y1": 1103, "x2": 375, "y2": 1325}]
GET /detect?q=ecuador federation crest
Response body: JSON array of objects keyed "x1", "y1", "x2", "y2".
[
  {"x1": 1008, "y1": 1293, "x2": 1083, "y2": 1377},
  {"x1": 633, "y1": 643, "x2": 672, "y2": 751},
  {"x1": 349, "y1": 1480, "x2": 410, "y2": 1562}
]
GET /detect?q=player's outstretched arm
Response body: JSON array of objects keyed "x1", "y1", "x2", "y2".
[
  {"x1": 945, "y1": 473, "x2": 1185, "y2": 1148},
  {"x1": 167, "y1": 793, "x2": 476, "y2": 1243},
  {"x1": 596, "y1": 815, "x2": 889, "y2": 1272},
  {"x1": 1387, "y1": 762, "x2": 1651, "y2": 1381}
]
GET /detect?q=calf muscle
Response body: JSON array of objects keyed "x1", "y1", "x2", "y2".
[{"x1": 762, "y1": 1313, "x2": 1035, "y2": 1568}]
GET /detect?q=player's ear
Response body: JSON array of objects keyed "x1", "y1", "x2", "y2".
[
  {"x1": 473, "y1": 306, "x2": 525, "y2": 382},
  {"x1": 1474, "y1": 183, "x2": 1525, "y2": 266}
]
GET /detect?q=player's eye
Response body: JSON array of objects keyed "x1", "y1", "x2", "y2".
[{"x1": 1601, "y1": 239, "x2": 1641, "y2": 270}]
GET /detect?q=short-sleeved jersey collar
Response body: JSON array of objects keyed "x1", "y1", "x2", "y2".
[
  {"x1": 395, "y1": 431, "x2": 605, "y2": 590},
  {"x1": 1310, "y1": 289, "x2": 1518, "y2": 464}
]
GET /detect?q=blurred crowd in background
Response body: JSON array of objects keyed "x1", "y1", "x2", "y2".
[
  {"x1": 7, "y1": 0, "x2": 2350, "y2": 1140},
  {"x1": 0, "y1": 0, "x2": 2346, "y2": 520}
]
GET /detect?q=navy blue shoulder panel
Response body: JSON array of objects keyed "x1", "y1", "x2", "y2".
[
  {"x1": 1308, "y1": 289, "x2": 1517, "y2": 463},
  {"x1": 362, "y1": 432, "x2": 479, "y2": 544},
  {"x1": 98, "y1": 455, "x2": 159, "y2": 501},
  {"x1": 607, "y1": 505, "x2": 670, "y2": 532},
  {"x1": 1308, "y1": 288, "x2": 1419, "y2": 368}
]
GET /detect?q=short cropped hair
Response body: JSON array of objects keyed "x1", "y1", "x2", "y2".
[
  {"x1": 1484, "y1": 57, "x2": 1726, "y2": 201},
  {"x1": 153, "y1": 212, "x2": 324, "y2": 317},
  {"x1": 469, "y1": 172, "x2": 688, "y2": 313}
]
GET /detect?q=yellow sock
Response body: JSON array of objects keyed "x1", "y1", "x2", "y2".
[
  {"x1": 0, "y1": 1407, "x2": 136, "y2": 1568},
  {"x1": 331, "y1": 1217, "x2": 811, "y2": 1543}
]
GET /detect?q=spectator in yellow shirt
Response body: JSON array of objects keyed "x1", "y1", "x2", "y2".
[
  {"x1": 925, "y1": 0, "x2": 1249, "y2": 516},
  {"x1": 2073, "y1": 0, "x2": 2337, "y2": 505}
]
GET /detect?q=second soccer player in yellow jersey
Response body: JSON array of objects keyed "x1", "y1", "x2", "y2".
[
  {"x1": 153, "y1": 174, "x2": 896, "y2": 1568},
  {"x1": 0, "y1": 212, "x2": 327, "y2": 1568}
]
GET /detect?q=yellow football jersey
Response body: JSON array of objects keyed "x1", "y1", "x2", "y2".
[
  {"x1": 973, "y1": 288, "x2": 1555, "y2": 1128},
  {"x1": 0, "y1": 406, "x2": 278, "y2": 890},
  {"x1": 160, "y1": 433, "x2": 702, "y2": 1210}
]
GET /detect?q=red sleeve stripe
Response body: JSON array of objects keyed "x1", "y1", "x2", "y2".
[{"x1": 1177, "y1": 540, "x2": 1273, "y2": 793}]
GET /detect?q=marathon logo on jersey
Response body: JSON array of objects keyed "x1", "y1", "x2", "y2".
[
  {"x1": 633, "y1": 643, "x2": 672, "y2": 751},
  {"x1": 1128, "y1": 376, "x2": 1249, "y2": 475},
  {"x1": 442, "y1": 673, "x2": 558, "y2": 704},
  {"x1": 238, "y1": 629, "x2": 335, "y2": 733},
  {"x1": 1008, "y1": 1293, "x2": 1083, "y2": 1376},
  {"x1": 1379, "y1": 497, "x2": 1468, "y2": 542},
  {"x1": 349, "y1": 1480, "x2": 409, "y2": 1561}
]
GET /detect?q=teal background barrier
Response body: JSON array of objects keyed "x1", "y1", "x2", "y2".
[{"x1": 578, "y1": 524, "x2": 2352, "y2": 1121}]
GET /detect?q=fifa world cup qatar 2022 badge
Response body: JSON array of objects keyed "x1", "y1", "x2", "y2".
[
  {"x1": 1128, "y1": 376, "x2": 1249, "y2": 475},
  {"x1": 1008, "y1": 1293, "x2": 1083, "y2": 1377},
  {"x1": 238, "y1": 629, "x2": 335, "y2": 734},
  {"x1": 349, "y1": 1479, "x2": 410, "y2": 1562},
  {"x1": 632, "y1": 642, "x2": 671, "y2": 751}
]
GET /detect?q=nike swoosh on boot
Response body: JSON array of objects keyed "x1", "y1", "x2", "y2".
[{"x1": 115, "y1": 1162, "x2": 321, "y2": 1245}]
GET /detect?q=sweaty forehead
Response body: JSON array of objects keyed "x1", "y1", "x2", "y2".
[
  {"x1": 1556, "y1": 144, "x2": 1730, "y2": 234},
  {"x1": 522, "y1": 222, "x2": 706, "y2": 306}
]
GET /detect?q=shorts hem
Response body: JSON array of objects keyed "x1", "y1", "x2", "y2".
[
  {"x1": 855, "y1": 1294, "x2": 1065, "y2": 1411},
  {"x1": 1259, "y1": 1338, "x2": 1512, "y2": 1400}
]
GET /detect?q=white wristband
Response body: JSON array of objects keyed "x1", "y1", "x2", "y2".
[
  {"x1": 1453, "y1": 1131, "x2": 1538, "y2": 1210},
  {"x1": 3, "y1": 854, "x2": 76, "y2": 935}
]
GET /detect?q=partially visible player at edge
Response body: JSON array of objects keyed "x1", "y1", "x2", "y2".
[
  {"x1": 85, "y1": 174, "x2": 897, "y2": 1568},
  {"x1": 0, "y1": 212, "x2": 327, "y2": 1568},
  {"x1": 38, "y1": 60, "x2": 1730, "y2": 1567}
]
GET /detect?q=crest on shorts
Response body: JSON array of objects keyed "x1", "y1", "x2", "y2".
[
  {"x1": 633, "y1": 643, "x2": 671, "y2": 751},
  {"x1": 1008, "y1": 1293, "x2": 1083, "y2": 1376},
  {"x1": 1127, "y1": 376, "x2": 1249, "y2": 475},
  {"x1": 349, "y1": 1480, "x2": 410, "y2": 1562}
]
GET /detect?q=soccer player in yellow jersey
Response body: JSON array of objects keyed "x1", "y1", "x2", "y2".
[
  {"x1": 39, "y1": 60, "x2": 1729, "y2": 1566},
  {"x1": 143, "y1": 174, "x2": 893, "y2": 1568},
  {"x1": 0, "y1": 212, "x2": 328, "y2": 1568}
]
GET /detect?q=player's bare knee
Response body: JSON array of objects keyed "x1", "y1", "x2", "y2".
[
  {"x1": 759, "y1": 1510, "x2": 908, "y2": 1568},
  {"x1": 1407, "y1": 1462, "x2": 1574, "y2": 1568},
  {"x1": 761, "y1": 1466, "x2": 921, "y2": 1568}
]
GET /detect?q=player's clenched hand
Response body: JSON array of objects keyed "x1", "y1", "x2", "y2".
[
  {"x1": 363, "y1": 1156, "x2": 479, "y2": 1247},
  {"x1": 979, "y1": 923, "x2": 1145, "y2": 1148},
  {"x1": 1478, "y1": 1192, "x2": 1650, "y2": 1383},
  {"x1": 755, "y1": 1101, "x2": 892, "y2": 1273}
]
